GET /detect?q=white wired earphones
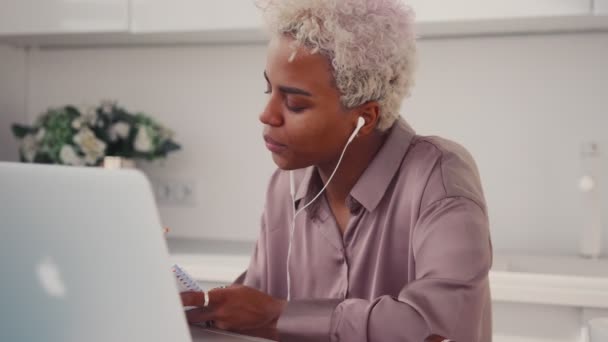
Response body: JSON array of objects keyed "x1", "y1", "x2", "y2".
[{"x1": 286, "y1": 117, "x2": 365, "y2": 300}]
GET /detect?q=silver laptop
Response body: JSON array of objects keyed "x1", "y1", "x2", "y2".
[{"x1": 0, "y1": 162, "x2": 266, "y2": 342}]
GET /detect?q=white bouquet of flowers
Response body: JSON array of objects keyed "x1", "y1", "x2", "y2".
[{"x1": 12, "y1": 101, "x2": 180, "y2": 166}]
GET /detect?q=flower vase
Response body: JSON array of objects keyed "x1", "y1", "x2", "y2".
[{"x1": 102, "y1": 156, "x2": 136, "y2": 169}]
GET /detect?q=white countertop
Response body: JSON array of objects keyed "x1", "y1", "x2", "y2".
[
  {"x1": 490, "y1": 254, "x2": 608, "y2": 309},
  {"x1": 170, "y1": 252, "x2": 608, "y2": 309}
]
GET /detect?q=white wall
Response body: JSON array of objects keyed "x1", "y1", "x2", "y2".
[
  {"x1": 406, "y1": 33, "x2": 608, "y2": 255},
  {"x1": 25, "y1": 44, "x2": 275, "y2": 241},
  {"x1": 6, "y1": 32, "x2": 608, "y2": 254},
  {"x1": 0, "y1": 45, "x2": 26, "y2": 162}
]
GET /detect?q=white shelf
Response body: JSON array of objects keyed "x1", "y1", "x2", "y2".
[
  {"x1": 0, "y1": 0, "x2": 129, "y2": 35},
  {"x1": 0, "y1": 14, "x2": 607, "y2": 48},
  {"x1": 130, "y1": 0, "x2": 263, "y2": 33},
  {"x1": 417, "y1": 14, "x2": 608, "y2": 38},
  {"x1": 408, "y1": 0, "x2": 592, "y2": 21}
]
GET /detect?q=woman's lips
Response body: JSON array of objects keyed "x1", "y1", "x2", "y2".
[{"x1": 264, "y1": 135, "x2": 287, "y2": 153}]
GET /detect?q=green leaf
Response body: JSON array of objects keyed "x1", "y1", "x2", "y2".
[
  {"x1": 11, "y1": 124, "x2": 34, "y2": 139},
  {"x1": 112, "y1": 110, "x2": 137, "y2": 125},
  {"x1": 65, "y1": 105, "x2": 81, "y2": 118},
  {"x1": 158, "y1": 140, "x2": 181, "y2": 155},
  {"x1": 34, "y1": 153, "x2": 55, "y2": 164}
]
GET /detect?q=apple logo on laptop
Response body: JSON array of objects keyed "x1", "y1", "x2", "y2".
[{"x1": 36, "y1": 256, "x2": 67, "y2": 298}]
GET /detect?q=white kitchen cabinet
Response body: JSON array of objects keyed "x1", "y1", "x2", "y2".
[
  {"x1": 596, "y1": 0, "x2": 608, "y2": 14},
  {"x1": 407, "y1": 0, "x2": 592, "y2": 22},
  {"x1": 130, "y1": 0, "x2": 263, "y2": 33},
  {"x1": 0, "y1": 0, "x2": 129, "y2": 35},
  {"x1": 0, "y1": 0, "x2": 606, "y2": 47}
]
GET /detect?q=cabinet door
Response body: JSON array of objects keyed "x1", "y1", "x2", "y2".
[
  {"x1": 0, "y1": 0, "x2": 129, "y2": 35},
  {"x1": 131, "y1": 0, "x2": 263, "y2": 33},
  {"x1": 407, "y1": 0, "x2": 592, "y2": 22},
  {"x1": 595, "y1": 0, "x2": 608, "y2": 14}
]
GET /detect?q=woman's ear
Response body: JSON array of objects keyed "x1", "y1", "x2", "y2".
[{"x1": 355, "y1": 101, "x2": 380, "y2": 136}]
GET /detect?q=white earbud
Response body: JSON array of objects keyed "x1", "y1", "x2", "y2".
[{"x1": 347, "y1": 117, "x2": 366, "y2": 143}]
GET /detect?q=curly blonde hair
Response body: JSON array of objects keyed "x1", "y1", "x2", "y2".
[{"x1": 258, "y1": 0, "x2": 417, "y2": 131}]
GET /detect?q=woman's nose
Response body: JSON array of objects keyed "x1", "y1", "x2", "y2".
[{"x1": 259, "y1": 96, "x2": 284, "y2": 127}]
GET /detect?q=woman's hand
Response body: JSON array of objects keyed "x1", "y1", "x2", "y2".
[{"x1": 180, "y1": 285, "x2": 286, "y2": 340}]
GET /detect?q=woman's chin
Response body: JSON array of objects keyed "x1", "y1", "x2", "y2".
[
  {"x1": 271, "y1": 153, "x2": 308, "y2": 171},
  {"x1": 271, "y1": 153, "x2": 290, "y2": 170}
]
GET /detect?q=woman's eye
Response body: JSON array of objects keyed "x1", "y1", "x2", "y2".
[{"x1": 286, "y1": 103, "x2": 307, "y2": 113}]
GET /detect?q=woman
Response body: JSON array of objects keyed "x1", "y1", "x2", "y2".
[{"x1": 181, "y1": 1, "x2": 492, "y2": 341}]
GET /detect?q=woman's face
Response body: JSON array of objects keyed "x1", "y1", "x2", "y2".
[{"x1": 260, "y1": 35, "x2": 358, "y2": 170}]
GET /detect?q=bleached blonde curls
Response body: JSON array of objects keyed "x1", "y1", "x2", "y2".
[{"x1": 258, "y1": 0, "x2": 417, "y2": 131}]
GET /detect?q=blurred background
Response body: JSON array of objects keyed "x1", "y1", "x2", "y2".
[{"x1": 1, "y1": 1, "x2": 607, "y2": 341}]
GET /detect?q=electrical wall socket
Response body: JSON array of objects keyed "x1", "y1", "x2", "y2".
[{"x1": 151, "y1": 178, "x2": 197, "y2": 207}]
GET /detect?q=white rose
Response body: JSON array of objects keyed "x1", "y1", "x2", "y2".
[
  {"x1": 75, "y1": 106, "x2": 99, "y2": 127},
  {"x1": 21, "y1": 134, "x2": 39, "y2": 162},
  {"x1": 73, "y1": 127, "x2": 107, "y2": 165},
  {"x1": 109, "y1": 122, "x2": 131, "y2": 142},
  {"x1": 83, "y1": 112, "x2": 98, "y2": 127},
  {"x1": 134, "y1": 126, "x2": 153, "y2": 153},
  {"x1": 77, "y1": 105, "x2": 94, "y2": 116},
  {"x1": 158, "y1": 126, "x2": 174, "y2": 140},
  {"x1": 35, "y1": 128, "x2": 46, "y2": 142},
  {"x1": 59, "y1": 145, "x2": 84, "y2": 166},
  {"x1": 101, "y1": 100, "x2": 115, "y2": 115},
  {"x1": 72, "y1": 118, "x2": 83, "y2": 129}
]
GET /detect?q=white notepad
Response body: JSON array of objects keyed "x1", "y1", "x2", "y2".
[
  {"x1": 172, "y1": 264, "x2": 203, "y2": 310},
  {"x1": 172, "y1": 264, "x2": 203, "y2": 292}
]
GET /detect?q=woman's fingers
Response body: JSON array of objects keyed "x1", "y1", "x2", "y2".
[
  {"x1": 180, "y1": 291, "x2": 205, "y2": 307},
  {"x1": 185, "y1": 308, "x2": 214, "y2": 324}
]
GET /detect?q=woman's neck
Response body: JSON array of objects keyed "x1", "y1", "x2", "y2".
[{"x1": 316, "y1": 131, "x2": 387, "y2": 206}]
